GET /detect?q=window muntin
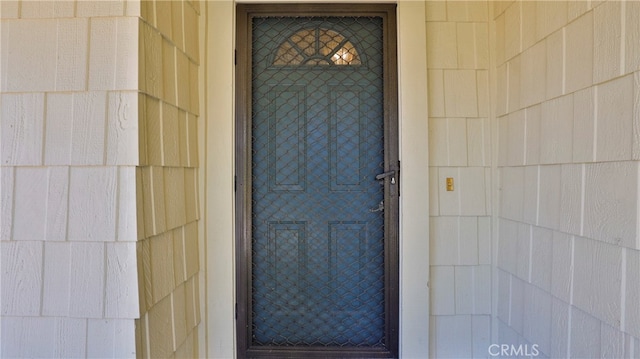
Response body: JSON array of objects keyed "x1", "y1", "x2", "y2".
[{"x1": 273, "y1": 27, "x2": 362, "y2": 66}]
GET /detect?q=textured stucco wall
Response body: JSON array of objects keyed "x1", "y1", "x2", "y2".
[
  {"x1": 1, "y1": 1, "x2": 140, "y2": 357},
  {"x1": 425, "y1": 1, "x2": 493, "y2": 357},
  {"x1": 494, "y1": 1, "x2": 640, "y2": 357},
  {"x1": 135, "y1": 1, "x2": 201, "y2": 358}
]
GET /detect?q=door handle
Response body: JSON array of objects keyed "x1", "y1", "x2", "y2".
[{"x1": 375, "y1": 170, "x2": 396, "y2": 184}]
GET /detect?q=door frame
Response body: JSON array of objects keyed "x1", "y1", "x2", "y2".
[
  {"x1": 201, "y1": 2, "x2": 430, "y2": 358},
  {"x1": 234, "y1": 4, "x2": 399, "y2": 358}
]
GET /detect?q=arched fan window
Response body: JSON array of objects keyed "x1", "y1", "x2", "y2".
[{"x1": 273, "y1": 27, "x2": 362, "y2": 66}]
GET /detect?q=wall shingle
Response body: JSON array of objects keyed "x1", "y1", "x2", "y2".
[{"x1": 1, "y1": 241, "x2": 43, "y2": 316}]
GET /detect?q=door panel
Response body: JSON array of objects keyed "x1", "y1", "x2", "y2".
[
  {"x1": 236, "y1": 5, "x2": 399, "y2": 358},
  {"x1": 268, "y1": 85, "x2": 306, "y2": 191},
  {"x1": 330, "y1": 86, "x2": 367, "y2": 191}
]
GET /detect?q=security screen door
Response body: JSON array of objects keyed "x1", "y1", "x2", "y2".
[{"x1": 235, "y1": 4, "x2": 398, "y2": 358}]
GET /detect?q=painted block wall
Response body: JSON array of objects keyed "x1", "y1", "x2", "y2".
[
  {"x1": 135, "y1": 1, "x2": 201, "y2": 358},
  {"x1": 494, "y1": 1, "x2": 640, "y2": 357},
  {"x1": 425, "y1": 1, "x2": 493, "y2": 357},
  {"x1": 1, "y1": 1, "x2": 140, "y2": 357}
]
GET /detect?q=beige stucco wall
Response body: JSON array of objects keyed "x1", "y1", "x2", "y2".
[
  {"x1": 495, "y1": 1, "x2": 640, "y2": 357},
  {"x1": 135, "y1": 1, "x2": 201, "y2": 357}
]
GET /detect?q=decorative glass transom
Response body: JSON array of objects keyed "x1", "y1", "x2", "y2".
[{"x1": 273, "y1": 27, "x2": 362, "y2": 66}]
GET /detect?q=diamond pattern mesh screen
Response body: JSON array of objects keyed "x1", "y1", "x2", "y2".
[{"x1": 251, "y1": 16, "x2": 386, "y2": 348}]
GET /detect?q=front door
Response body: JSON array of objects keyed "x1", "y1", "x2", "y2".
[{"x1": 235, "y1": 5, "x2": 399, "y2": 358}]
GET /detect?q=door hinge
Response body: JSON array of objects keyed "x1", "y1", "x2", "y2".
[
  {"x1": 234, "y1": 49, "x2": 237, "y2": 65},
  {"x1": 235, "y1": 303, "x2": 238, "y2": 319},
  {"x1": 234, "y1": 175, "x2": 237, "y2": 192}
]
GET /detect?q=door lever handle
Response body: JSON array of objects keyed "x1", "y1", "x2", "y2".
[
  {"x1": 375, "y1": 170, "x2": 395, "y2": 180},
  {"x1": 375, "y1": 170, "x2": 396, "y2": 184}
]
